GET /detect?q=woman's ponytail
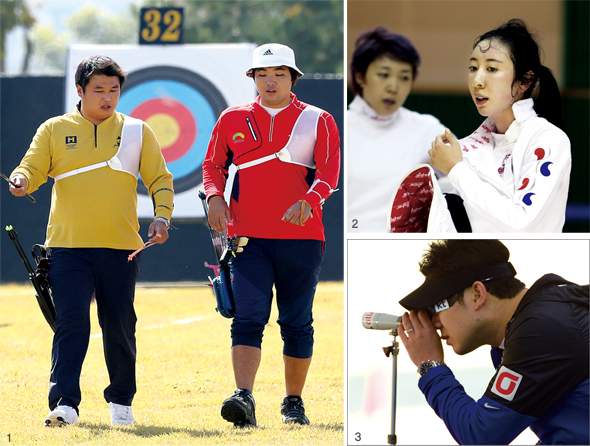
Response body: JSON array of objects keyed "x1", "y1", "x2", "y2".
[{"x1": 535, "y1": 65, "x2": 564, "y2": 130}]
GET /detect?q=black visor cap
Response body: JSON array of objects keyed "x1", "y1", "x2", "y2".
[{"x1": 399, "y1": 262, "x2": 517, "y2": 311}]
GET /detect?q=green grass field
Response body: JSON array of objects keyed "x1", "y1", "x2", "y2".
[{"x1": 0, "y1": 282, "x2": 343, "y2": 445}]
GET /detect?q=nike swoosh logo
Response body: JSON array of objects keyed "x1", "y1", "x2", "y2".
[{"x1": 484, "y1": 403, "x2": 500, "y2": 410}]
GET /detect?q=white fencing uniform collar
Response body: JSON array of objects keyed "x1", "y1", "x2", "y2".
[
  {"x1": 348, "y1": 95, "x2": 401, "y2": 126},
  {"x1": 512, "y1": 98, "x2": 537, "y2": 122}
]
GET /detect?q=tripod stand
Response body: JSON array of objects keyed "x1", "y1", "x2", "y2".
[{"x1": 382, "y1": 328, "x2": 399, "y2": 445}]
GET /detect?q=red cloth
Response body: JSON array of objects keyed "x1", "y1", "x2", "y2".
[
  {"x1": 203, "y1": 93, "x2": 340, "y2": 240},
  {"x1": 389, "y1": 166, "x2": 434, "y2": 233}
]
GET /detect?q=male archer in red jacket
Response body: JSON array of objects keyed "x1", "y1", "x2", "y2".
[{"x1": 202, "y1": 43, "x2": 340, "y2": 427}]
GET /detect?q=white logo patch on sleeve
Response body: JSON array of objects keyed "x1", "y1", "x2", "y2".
[{"x1": 491, "y1": 366, "x2": 523, "y2": 401}]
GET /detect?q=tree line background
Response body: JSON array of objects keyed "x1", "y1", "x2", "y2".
[{"x1": 1, "y1": 0, "x2": 343, "y2": 75}]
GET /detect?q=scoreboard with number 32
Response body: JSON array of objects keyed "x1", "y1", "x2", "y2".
[{"x1": 140, "y1": 7, "x2": 183, "y2": 45}]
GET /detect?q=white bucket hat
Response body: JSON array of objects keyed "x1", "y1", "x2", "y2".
[{"x1": 246, "y1": 43, "x2": 304, "y2": 78}]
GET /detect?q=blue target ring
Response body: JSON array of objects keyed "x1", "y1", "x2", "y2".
[{"x1": 118, "y1": 66, "x2": 228, "y2": 194}]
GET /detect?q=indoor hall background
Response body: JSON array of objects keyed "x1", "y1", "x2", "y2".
[{"x1": 347, "y1": 0, "x2": 589, "y2": 232}]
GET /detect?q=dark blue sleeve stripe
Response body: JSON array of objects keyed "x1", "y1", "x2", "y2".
[{"x1": 419, "y1": 365, "x2": 536, "y2": 444}]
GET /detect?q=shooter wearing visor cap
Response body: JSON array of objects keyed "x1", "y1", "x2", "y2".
[
  {"x1": 399, "y1": 261, "x2": 517, "y2": 314},
  {"x1": 397, "y1": 240, "x2": 589, "y2": 445}
]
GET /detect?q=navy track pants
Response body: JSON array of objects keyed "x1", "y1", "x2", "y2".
[{"x1": 47, "y1": 247, "x2": 139, "y2": 410}]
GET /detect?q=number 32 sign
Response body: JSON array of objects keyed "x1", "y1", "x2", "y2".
[{"x1": 140, "y1": 7, "x2": 183, "y2": 44}]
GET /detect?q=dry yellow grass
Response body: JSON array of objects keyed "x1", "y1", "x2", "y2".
[{"x1": 0, "y1": 282, "x2": 343, "y2": 445}]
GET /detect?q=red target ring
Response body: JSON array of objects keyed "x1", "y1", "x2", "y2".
[
  {"x1": 120, "y1": 66, "x2": 228, "y2": 194},
  {"x1": 130, "y1": 98, "x2": 196, "y2": 163}
]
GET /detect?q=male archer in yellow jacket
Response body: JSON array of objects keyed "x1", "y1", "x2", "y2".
[{"x1": 9, "y1": 55, "x2": 173, "y2": 427}]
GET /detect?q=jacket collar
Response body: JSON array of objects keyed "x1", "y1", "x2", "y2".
[
  {"x1": 74, "y1": 101, "x2": 118, "y2": 126},
  {"x1": 254, "y1": 91, "x2": 298, "y2": 109},
  {"x1": 462, "y1": 98, "x2": 537, "y2": 151},
  {"x1": 476, "y1": 99, "x2": 536, "y2": 137},
  {"x1": 349, "y1": 95, "x2": 402, "y2": 125},
  {"x1": 512, "y1": 98, "x2": 537, "y2": 123}
]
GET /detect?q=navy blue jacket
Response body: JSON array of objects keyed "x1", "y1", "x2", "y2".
[{"x1": 419, "y1": 274, "x2": 589, "y2": 445}]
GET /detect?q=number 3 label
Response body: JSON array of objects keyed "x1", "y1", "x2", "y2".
[{"x1": 140, "y1": 7, "x2": 183, "y2": 44}]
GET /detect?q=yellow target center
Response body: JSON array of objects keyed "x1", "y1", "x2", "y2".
[{"x1": 145, "y1": 114, "x2": 180, "y2": 149}]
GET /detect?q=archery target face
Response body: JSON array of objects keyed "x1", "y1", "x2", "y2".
[{"x1": 117, "y1": 66, "x2": 228, "y2": 194}]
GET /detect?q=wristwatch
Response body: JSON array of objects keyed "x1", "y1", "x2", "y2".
[
  {"x1": 418, "y1": 360, "x2": 445, "y2": 377},
  {"x1": 154, "y1": 217, "x2": 170, "y2": 229}
]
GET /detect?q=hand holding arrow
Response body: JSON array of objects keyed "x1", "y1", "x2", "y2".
[{"x1": 0, "y1": 172, "x2": 36, "y2": 203}]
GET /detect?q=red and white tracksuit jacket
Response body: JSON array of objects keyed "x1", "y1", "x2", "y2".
[{"x1": 203, "y1": 93, "x2": 341, "y2": 240}]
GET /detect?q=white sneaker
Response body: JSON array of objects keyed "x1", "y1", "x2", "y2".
[
  {"x1": 109, "y1": 402, "x2": 135, "y2": 425},
  {"x1": 45, "y1": 405, "x2": 79, "y2": 427}
]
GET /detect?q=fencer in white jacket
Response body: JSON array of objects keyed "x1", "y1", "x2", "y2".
[
  {"x1": 435, "y1": 98, "x2": 571, "y2": 232},
  {"x1": 347, "y1": 26, "x2": 451, "y2": 233},
  {"x1": 428, "y1": 20, "x2": 572, "y2": 233}
]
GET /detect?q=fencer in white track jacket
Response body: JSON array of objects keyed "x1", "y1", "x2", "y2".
[{"x1": 443, "y1": 98, "x2": 571, "y2": 232}]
